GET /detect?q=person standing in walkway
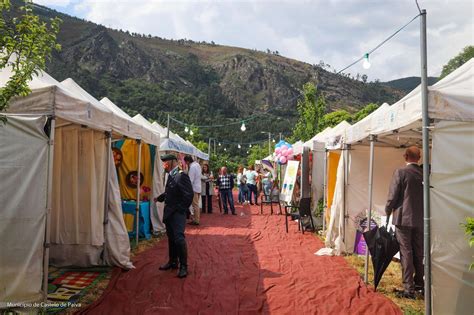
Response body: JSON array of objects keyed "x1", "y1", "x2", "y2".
[
  {"x1": 155, "y1": 154, "x2": 194, "y2": 278},
  {"x1": 201, "y1": 163, "x2": 214, "y2": 214},
  {"x1": 184, "y1": 155, "x2": 202, "y2": 226},
  {"x1": 245, "y1": 165, "x2": 259, "y2": 205},
  {"x1": 216, "y1": 166, "x2": 236, "y2": 215},
  {"x1": 237, "y1": 166, "x2": 249, "y2": 204},
  {"x1": 385, "y1": 146, "x2": 424, "y2": 299}
]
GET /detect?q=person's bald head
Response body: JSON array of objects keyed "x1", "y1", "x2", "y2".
[
  {"x1": 404, "y1": 146, "x2": 421, "y2": 163},
  {"x1": 220, "y1": 166, "x2": 227, "y2": 175}
]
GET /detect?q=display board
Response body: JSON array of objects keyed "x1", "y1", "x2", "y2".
[{"x1": 281, "y1": 160, "x2": 300, "y2": 202}]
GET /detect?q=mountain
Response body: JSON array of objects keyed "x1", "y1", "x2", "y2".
[
  {"x1": 382, "y1": 76, "x2": 438, "y2": 94},
  {"x1": 17, "y1": 2, "x2": 404, "y2": 152}
]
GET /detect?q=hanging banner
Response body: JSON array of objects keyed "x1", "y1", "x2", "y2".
[{"x1": 281, "y1": 160, "x2": 299, "y2": 202}]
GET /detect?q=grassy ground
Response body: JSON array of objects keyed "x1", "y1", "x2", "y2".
[
  {"x1": 59, "y1": 235, "x2": 164, "y2": 315},
  {"x1": 343, "y1": 253, "x2": 424, "y2": 314}
]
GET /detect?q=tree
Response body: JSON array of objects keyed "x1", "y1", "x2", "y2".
[
  {"x1": 246, "y1": 144, "x2": 268, "y2": 167},
  {"x1": 319, "y1": 110, "x2": 352, "y2": 130},
  {"x1": 0, "y1": 0, "x2": 61, "y2": 116},
  {"x1": 289, "y1": 82, "x2": 326, "y2": 142},
  {"x1": 352, "y1": 103, "x2": 379, "y2": 123},
  {"x1": 440, "y1": 46, "x2": 474, "y2": 79}
]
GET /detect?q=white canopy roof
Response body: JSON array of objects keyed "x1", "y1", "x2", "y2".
[
  {"x1": 303, "y1": 127, "x2": 333, "y2": 149},
  {"x1": 345, "y1": 103, "x2": 390, "y2": 144},
  {"x1": 60, "y1": 78, "x2": 142, "y2": 140},
  {"x1": 369, "y1": 58, "x2": 474, "y2": 139},
  {"x1": 292, "y1": 140, "x2": 304, "y2": 155},
  {"x1": 1, "y1": 68, "x2": 112, "y2": 131},
  {"x1": 100, "y1": 97, "x2": 143, "y2": 139},
  {"x1": 324, "y1": 120, "x2": 352, "y2": 149},
  {"x1": 150, "y1": 122, "x2": 196, "y2": 155},
  {"x1": 131, "y1": 114, "x2": 161, "y2": 146}
]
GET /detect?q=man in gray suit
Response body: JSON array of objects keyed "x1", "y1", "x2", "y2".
[{"x1": 385, "y1": 146, "x2": 424, "y2": 299}]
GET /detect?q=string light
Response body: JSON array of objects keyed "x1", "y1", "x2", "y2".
[
  {"x1": 249, "y1": 144, "x2": 252, "y2": 148},
  {"x1": 218, "y1": 142, "x2": 221, "y2": 146},
  {"x1": 189, "y1": 129, "x2": 194, "y2": 136},
  {"x1": 272, "y1": 139, "x2": 275, "y2": 143},
  {"x1": 362, "y1": 53, "x2": 371, "y2": 69},
  {"x1": 238, "y1": 144, "x2": 241, "y2": 148},
  {"x1": 224, "y1": 148, "x2": 227, "y2": 151},
  {"x1": 184, "y1": 126, "x2": 189, "y2": 133},
  {"x1": 240, "y1": 122, "x2": 246, "y2": 132}
]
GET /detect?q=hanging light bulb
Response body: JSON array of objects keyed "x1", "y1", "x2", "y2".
[
  {"x1": 218, "y1": 142, "x2": 221, "y2": 146},
  {"x1": 362, "y1": 53, "x2": 371, "y2": 69},
  {"x1": 246, "y1": 151, "x2": 249, "y2": 154},
  {"x1": 249, "y1": 144, "x2": 252, "y2": 148},
  {"x1": 190, "y1": 129, "x2": 194, "y2": 136},
  {"x1": 224, "y1": 148, "x2": 227, "y2": 151},
  {"x1": 238, "y1": 144, "x2": 241, "y2": 149},
  {"x1": 272, "y1": 138, "x2": 275, "y2": 143},
  {"x1": 240, "y1": 121, "x2": 246, "y2": 132},
  {"x1": 185, "y1": 126, "x2": 189, "y2": 133}
]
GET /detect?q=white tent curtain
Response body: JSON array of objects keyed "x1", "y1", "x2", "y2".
[
  {"x1": 431, "y1": 120, "x2": 474, "y2": 314},
  {"x1": 150, "y1": 151, "x2": 166, "y2": 234},
  {"x1": 49, "y1": 125, "x2": 107, "y2": 266},
  {"x1": 311, "y1": 141, "x2": 325, "y2": 204},
  {"x1": 0, "y1": 115, "x2": 49, "y2": 306},
  {"x1": 104, "y1": 146, "x2": 134, "y2": 269}
]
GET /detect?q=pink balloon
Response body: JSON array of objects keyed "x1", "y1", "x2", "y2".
[
  {"x1": 279, "y1": 156, "x2": 287, "y2": 164},
  {"x1": 281, "y1": 149, "x2": 287, "y2": 156},
  {"x1": 275, "y1": 147, "x2": 281, "y2": 154},
  {"x1": 281, "y1": 145, "x2": 288, "y2": 151},
  {"x1": 287, "y1": 148, "x2": 293, "y2": 156}
]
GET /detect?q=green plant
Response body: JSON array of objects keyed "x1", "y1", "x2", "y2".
[
  {"x1": 0, "y1": 0, "x2": 62, "y2": 117},
  {"x1": 461, "y1": 217, "x2": 474, "y2": 270}
]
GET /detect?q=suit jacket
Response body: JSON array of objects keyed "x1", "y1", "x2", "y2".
[
  {"x1": 163, "y1": 168, "x2": 194, "y2": 222},
  {"x1": 385, "y1": 164, "x2": 423, "y2": 228}
]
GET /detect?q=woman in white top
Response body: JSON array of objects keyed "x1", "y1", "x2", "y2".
[
  {"x1": 244, "y1": 165, "x2": 259, "y2": 205},
  {"x1": 201, "y1": 164, "x2": 214, "y2": 214}
]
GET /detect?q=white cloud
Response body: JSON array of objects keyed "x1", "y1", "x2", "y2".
[{"x1": 56, "y1": 0, "x2": 473, "y2": 81}]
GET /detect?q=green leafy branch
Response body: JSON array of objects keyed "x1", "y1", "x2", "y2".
[
  {"x1": 0, "y1": 0, "x2": 61, "y2": 117},
  {"x1": 461, "y1": 217, "x2": 474, "y2": 270}
]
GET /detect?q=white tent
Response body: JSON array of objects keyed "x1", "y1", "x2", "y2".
[
  {"x1": 323, "y1": 59, "x2": 474, "y2": 314},
  {"x1": 0, "y1": 68, "x2": 131, "y2": 306},
  {"x1": 292, "y1": 140, "x2": 304, "y2": 155},
  {"x1": 150, "y1": 121, "x2": 196, "y2": 155},
  {"x1": 303, "y1": 126, "x2": 332, "y2": 149}
]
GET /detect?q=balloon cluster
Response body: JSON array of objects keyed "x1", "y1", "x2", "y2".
[{"x1": 274, "y1": 140, "x2": 294, "y2": 165}]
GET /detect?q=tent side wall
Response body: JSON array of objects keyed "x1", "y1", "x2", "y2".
[
  {"x1": 0, "y1": 115, "x2": 49, "y2": 306},
  {"x1": 431, "y1": 120, "x2": 474, "y2": 314},
  {"x1": 49, "y1": 124, "x2": 107, "y2": 266}
]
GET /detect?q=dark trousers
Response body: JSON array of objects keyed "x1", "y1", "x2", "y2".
[
  {"x1": 395, "y1": 226, "x2": 424, "y2": 293},
  {"x1": 201, "y1": 195, "x2": 213, "y2": 213},
  {"x1": 247, "y1": 184, "x2": 258, "y2": 204},
  {"x1": 220, "y1": 189, "x2": 235, "y2": 214},
  {"x1": 164, "y1": 211, "x2": 187, "y2": 266}
]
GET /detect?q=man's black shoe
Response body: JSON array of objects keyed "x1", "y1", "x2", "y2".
[
  {"x1": 232, "y1": 212, "x2": 237, "y2": 215},
  {"x1": 159, "y1": 262, "x2": 178, "y2": 270},
  {"x1": 177, "y1": 266, "x2": 188, "y2": 278},
  {"x1": 395, "y1": 290, "x2": 416, "y2": 300}
]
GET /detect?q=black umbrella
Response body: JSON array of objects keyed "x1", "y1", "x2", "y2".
[{"x1": 363, "y1": 223, "x2": 399, "y2": 290}]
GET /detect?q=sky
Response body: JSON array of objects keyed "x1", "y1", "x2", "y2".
[{"x1": 35, "y1": 0, "x2": 473, "y2": 81}]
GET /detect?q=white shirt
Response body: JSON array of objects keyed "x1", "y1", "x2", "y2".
[{"x1": 188, "y1": 161, "x2": 202, "y2": 193}]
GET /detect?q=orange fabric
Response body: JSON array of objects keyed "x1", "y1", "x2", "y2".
[{"x1": 326, "y1": 151, "x2": 341, "y2": 224}]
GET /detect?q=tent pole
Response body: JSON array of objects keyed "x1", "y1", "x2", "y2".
[
  {"x1": 342, "y1": 144, "x2": 350, "y2": 244},
  {"x1": 364, "y1": 134, "x2": 376, "y2": 283},
  {"x1": 103, "y1": 131, "x2": 112, "y2": 263},
  {"x1": 322, "y1": 148, "x2": 328, "y2": 232},
  {"x1": 43, "y1": 116, "x2": 56, "y2": 303},
  {"x1": 136, "y1": 139, "x2": 142, "y2": 247},
  {"x1": 420, "y1": 9, "x2": 432, "y2": 314}
]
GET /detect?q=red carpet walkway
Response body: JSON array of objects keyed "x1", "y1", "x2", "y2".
[{"x1": 79, "y1": 198, "x2": 401, "y2": 315}]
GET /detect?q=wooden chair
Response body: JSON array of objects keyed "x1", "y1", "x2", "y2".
[
  {"x1": 284, "y1": 197, "x2": 314, "y2": 234},
  {"x1": 260, "y1": 188, "x2": 282, "y2": 215}
]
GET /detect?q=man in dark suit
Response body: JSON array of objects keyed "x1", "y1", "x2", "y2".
[
  {"x1": 155, "y1": 154, "x2": 194, "y2": 278},
  {"x1": 385, "y1": 146, "x2": 424, "y2": 299}
]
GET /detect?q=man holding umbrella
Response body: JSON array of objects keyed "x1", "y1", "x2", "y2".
[
  {"x1": 155, "y1": 154, "x2": 194, "y2": 278},
  {"x1": 385, "y1": 146, "x2": 424, "y2": 299}
]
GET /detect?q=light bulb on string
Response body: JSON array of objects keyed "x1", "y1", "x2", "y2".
[
  {"x1": 218, "y1": 142, "x2": 221, "y2": 146},
  {"x1": 272, "y1": 139, "x2": 275, "y2": 143},
  {"x1": 362, "y1": 53, "x2": 371, "y2": 69},
  {"x1": 184, "y1": 126, "x2": 189, "y2": 133},
  {"x1": 249, "y1": 144, "x2": 252, "y2": 148},
  {"x1": 238, "y1": 144, "x2": 241, "y2": 149},
  {"x1": 224, "y1": 148, "x2": 227, "y2": 151},
  {"x1": 240, "y1": 121, "x2": 246, "y2": 132},
  {"x1": 190, "y1": 129, "x2": 194, "y2": 136},
  {"x1": 246, "y1": 151, "x2": 249, "y2": 154}
]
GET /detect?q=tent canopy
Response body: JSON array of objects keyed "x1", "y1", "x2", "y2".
[
  {"x1": 99, "y1": 97, "x2": 143, "y2": 140},
  {"x1": 303, "y1": 127, "x2": 333, "y2": 149},
  {"x1": 130, "y1": 114, "x2": 161, "y2": 147},
  {"x1": 1, "y1": 68, "x2": 112, "y2": 131},
  {"x1": 324, "y1": 121, "x2": 352, "y2": 150},
  {"x1": 150, "y1": 121, "x2": 196, "y2": 155}
]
